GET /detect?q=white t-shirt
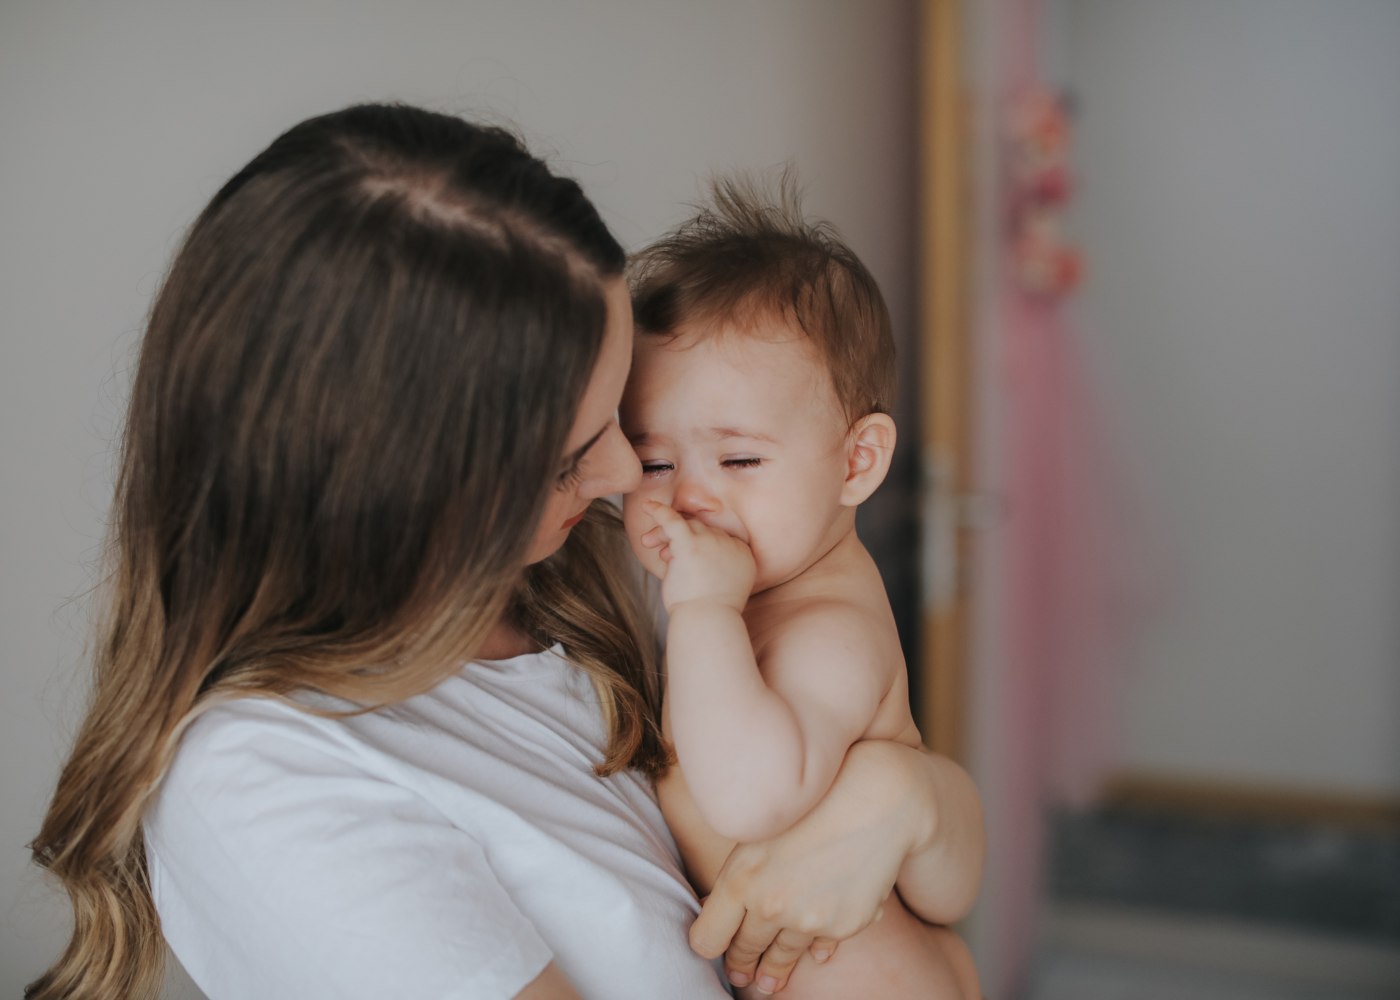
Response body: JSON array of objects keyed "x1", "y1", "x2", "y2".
[{"x1": 145, "y1": 645, "x2": 731, "y2": 999}]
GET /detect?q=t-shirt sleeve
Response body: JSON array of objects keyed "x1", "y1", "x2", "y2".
[{"x1": 144, "y1": 702, "x2": 554, "y2": 1000}]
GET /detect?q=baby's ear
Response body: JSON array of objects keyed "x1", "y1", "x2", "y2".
[{"x1": 840, "y1": 413, "x2": 897, "y2": 507}]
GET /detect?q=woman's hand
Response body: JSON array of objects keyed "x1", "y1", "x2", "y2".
[{"x1": 691, "y1": 740, "x2": 971, "y2": 994}]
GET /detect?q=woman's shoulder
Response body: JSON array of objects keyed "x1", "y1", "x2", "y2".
[
  {"x1": 145, "y1": 692, "x2": 566, "y2": 1000},
  {"x1": 163, "y1": 693, "x2": 359, "y2": 784},
  {"x1": 151, "y1": 655, "x2": 593, "y2": 830},
  {"x1": 149, "y1": 695, "x2": 375, "y2": 848}
]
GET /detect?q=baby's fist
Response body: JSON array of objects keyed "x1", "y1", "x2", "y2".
[{"x1": 642, "y1": 500, "x2": 756, "y2": 611}]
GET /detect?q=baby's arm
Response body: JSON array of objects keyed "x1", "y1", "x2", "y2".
[
  {"x1": 691, "y1": 740, "x2": 984, "y2": 994},
  {"x1": 893, "y1": 745, "x2": 985, "y2": 926},
  {"x1": 642, "y1": 501, "x2": 892, "y2": 843}
]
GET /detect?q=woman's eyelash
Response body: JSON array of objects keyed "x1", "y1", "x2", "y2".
[{"x1": 556, "y1": 463, "x2": 584, "y2": 490}]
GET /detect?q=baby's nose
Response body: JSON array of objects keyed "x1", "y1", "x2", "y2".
[{"x1": 672, "y1": 475, "x2": 720, "y2": 516}]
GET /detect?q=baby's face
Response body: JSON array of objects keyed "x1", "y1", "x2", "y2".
[{"x1": 620, "y1": 321, "x2": 854, "y2": 596}]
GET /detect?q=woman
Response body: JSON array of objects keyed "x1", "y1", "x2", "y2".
[{"x1": 28, "y1": 104, "x2": 982, "y2": 999}]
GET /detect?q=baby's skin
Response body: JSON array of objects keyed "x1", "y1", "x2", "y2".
[{"x1": 621, "y1": 320, "x2": 979, "y2": 999}]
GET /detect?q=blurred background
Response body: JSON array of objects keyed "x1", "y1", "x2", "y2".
[
  {"x1": 955, "y1": 3, "x2": 1400, "y2": 999},
  {"x1": 1, "y1": 1, "x2": 1396, "y2": 997}
]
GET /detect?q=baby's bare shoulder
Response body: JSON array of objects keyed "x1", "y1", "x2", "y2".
[{"x1": 753, "y1": 596, "x2": 902, "y2": 682}]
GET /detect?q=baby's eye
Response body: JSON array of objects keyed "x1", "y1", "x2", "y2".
[
  {"x1": 722, "y1": 457, "x2": 763, "y2": 469},
  {"x1": 640, "y1": 460, "x2": 674, "y2": 478}
]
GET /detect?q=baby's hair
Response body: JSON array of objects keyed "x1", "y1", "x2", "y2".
[{"x1": 629, "y1": 168, "x2": 896, "y2": 426}]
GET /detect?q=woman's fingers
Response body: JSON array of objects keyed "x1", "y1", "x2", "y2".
[
  {"x1": 691, "y1": 887, "x2": 788, "y2": 992},
  {"x1": 690, "y1": 888, "x2": 745, "y2": 959},
  {"x1": 716, "y1": 912, "x2": 781, "y2": 991},
  {"x1": 749, "y1": 928, "x2": 814, "y2": 995},
  {"x1": 808, "y1": 936, "x2": 839, "y2": 964}
]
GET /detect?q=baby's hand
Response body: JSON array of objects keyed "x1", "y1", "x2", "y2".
[{"x1": 640, "y1": 500, "x2": 756, "y2": 612}]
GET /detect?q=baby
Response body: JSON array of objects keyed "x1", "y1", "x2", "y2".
[{"x1": 621, "y1": 179, "x2": 980, "y2": 999}]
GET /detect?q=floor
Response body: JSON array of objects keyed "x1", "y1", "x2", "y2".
[
  {"x1": 1025, "y1": 901, "x2": 1400, "y2": 1000},
  {"x1": 1018, "y1": 805, "x2": 1400, "y2": 1000}
]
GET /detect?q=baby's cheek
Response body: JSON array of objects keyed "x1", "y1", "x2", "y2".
[{"x1": 744, "y1": 514, "x2": 811, "y2": 588}]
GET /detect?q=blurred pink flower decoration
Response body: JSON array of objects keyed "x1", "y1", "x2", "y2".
[{"x1": 1006, "y1": 87, "x2": 1083, "y2": 299}]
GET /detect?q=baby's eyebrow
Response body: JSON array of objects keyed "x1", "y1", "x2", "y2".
[
  {"x1": 705, "y1": 426, "x2": 780, "y2": 445},
  {"x1": 625, "y1": 427, "x2": 780, "y2": 447}
]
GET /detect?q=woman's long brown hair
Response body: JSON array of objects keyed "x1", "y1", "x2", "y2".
[{"x1": 27, "y1": 104, "x2": 667, "y2": 999}]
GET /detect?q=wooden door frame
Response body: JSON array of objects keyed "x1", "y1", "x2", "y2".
[{"x1": 917, "y1": 0, "x2": 973, "y2": 764}]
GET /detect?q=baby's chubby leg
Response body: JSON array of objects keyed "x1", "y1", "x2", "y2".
[{"x1": 734, "y1": 891, "x2": 978, "y2": 1000}]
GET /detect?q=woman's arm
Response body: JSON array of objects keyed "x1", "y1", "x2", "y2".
[{"x1": 689, "y1": 739, "x2": 984, "y2": 992}]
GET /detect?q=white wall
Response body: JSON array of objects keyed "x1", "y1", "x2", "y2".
[
  {"x1": 1062, "y1": 0, "x2": 1400, "y2": 795},
  {"x1": 0, "y1": 2, "x2": 916, "y2": 993}
]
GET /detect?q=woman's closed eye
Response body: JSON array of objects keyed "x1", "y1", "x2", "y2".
[{"x1": 556, "y1": 461, "x2": 585, "y2": 490}]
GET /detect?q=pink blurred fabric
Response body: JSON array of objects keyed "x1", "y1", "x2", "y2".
[
  {"x1": 977, "y1": 0, "x2": 1154, "y2": 993},
  {"x1": 1003, "y1": 295, "x2": 1144, "y2": 808},
  {"x1": 991, "y1": 294, "x2": 1143, "y2": 995}
]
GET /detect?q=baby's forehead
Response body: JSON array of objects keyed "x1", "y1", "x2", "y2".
[
  {"x1": 638, "y1": 313, "x2": 825, "y2": 369},
  {"x1": 629, "y1": 318, "x2": 846, "y2": 428}
]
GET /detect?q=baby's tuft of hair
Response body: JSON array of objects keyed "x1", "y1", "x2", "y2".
[{"x1": 629, "y1": 168, "x2": 896, "y2": 426}]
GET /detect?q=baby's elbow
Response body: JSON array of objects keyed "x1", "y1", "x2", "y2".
[
  {"x1": 920, "y1": 885, "x2": 979, "y2": 927},
  {"x1": 950, "y1": 841, "x2": 987, "y2": 922},
  {"x1": 707, "y1": 809, "x2": 791, "y2": 845},
  {"x1": 690, "y1": 753, "x2": 818, "y2": 841},
  {"x1": 700, "y1": 796, "x2": 800, "y2": 844}
]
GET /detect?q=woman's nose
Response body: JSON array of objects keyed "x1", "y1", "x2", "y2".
[{"x1": 580, "y1": 424, "x2": 641, "y2": 498}]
